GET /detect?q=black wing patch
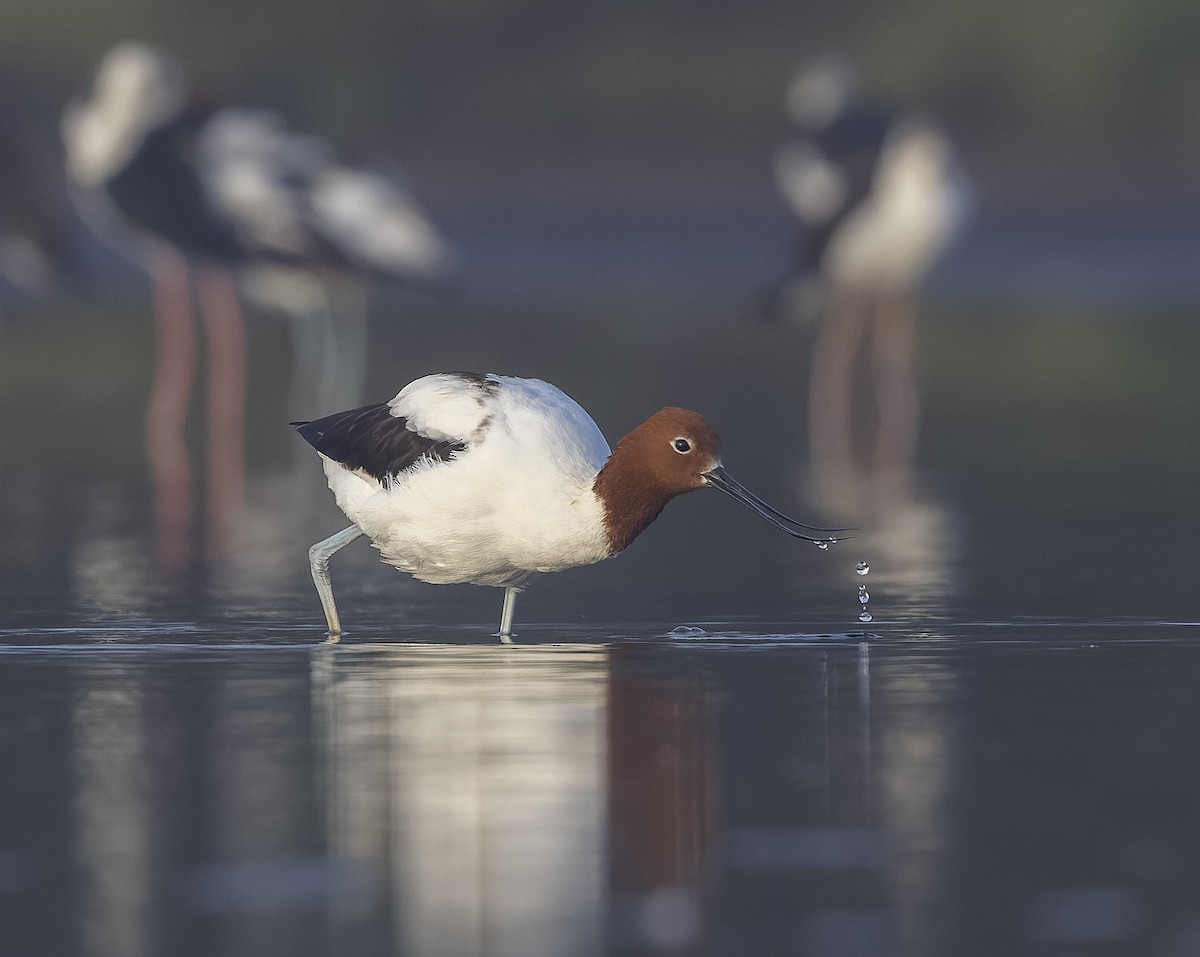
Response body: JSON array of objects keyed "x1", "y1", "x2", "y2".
[
  {"x1": 291, "y1": 403, "x2": 464, "y2": 483},
  {"x1": 792, "y1": 103, "x2": 892, "y2": 271}
]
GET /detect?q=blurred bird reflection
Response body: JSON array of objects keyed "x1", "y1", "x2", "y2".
[
  {"x1": 605, "y1": 647, "x2": 717, "y2": 954},
  {"x1": 41, "y1": 640, "x2": 956, "y2": 957},
  {"x1": 314, "y1": 645, "x2": 608, "y2": 957}
]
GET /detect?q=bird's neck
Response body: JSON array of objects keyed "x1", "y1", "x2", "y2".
[{"x1": 592, "y1": 456, "x2": 673, "y2": 556}]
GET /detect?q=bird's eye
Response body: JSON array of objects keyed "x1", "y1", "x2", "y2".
[{"x1": 673, "y1": 437, "x2": 692, "y2": 454}]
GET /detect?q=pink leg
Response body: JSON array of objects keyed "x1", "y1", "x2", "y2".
[
  {"x1": 870, "y1": 290, "x2": 919, "y2": 484},
  {"x1": 197, "y1": 263, "x2": 247, "y2": 560},
  {"x1": 808, "y1": 282, "x2": 871, "y2": 486},
  {"x1": 145, "y1": 249, "x2": 198, "y2": 569}
]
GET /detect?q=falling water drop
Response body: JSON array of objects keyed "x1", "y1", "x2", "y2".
[
  {"x1": 855, "y1": 561, "x2": 870, "y2": 576},
  {"x1": 856, "y1": 577, "x2": 872, "y2": 623}
]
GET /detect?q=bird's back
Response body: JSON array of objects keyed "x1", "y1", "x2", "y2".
[
  {"x1": 105, "y1": 110, "x2": 243, "y2": 260},
  {"x1": 776, "y1": 100, "x2": 892, "y2": 275},
  {"x1": 201, "y1": 107, "x2": 448, "y2": 280}
]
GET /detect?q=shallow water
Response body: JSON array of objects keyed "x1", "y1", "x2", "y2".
[
  {"x1": 4, "y1": 633, "x2": 1200, "y2": 957},
  {"x1": 2, "y1": 274, "x2": 1200, "y2": 955}
]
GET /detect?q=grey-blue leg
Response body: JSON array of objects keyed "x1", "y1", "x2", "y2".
[
  {"x1": 498, "y1": 586, "x2": 519, "y2": 644},
  {"x1": 309, "y1": 524, "x2": 364, "y2": 640}
]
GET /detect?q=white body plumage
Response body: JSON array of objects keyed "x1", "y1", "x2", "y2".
[{"x1": 320, "y1": 374, "x2": 613, "y2": 587}]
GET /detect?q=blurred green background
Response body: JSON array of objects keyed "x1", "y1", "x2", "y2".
[{"x1": 6, "y1": 0, "x2": 1200, "y2": 194}]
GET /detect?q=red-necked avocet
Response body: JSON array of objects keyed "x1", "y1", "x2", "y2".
[{"x1": 293, "y1": 372, "x2": 844, "y2": 641}]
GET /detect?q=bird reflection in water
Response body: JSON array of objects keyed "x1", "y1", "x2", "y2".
[
  {"x1": 311, "y1": 644, "x2": 609, "y2": 956},
  {"x1": 48, "y1": 640, "x2": 957, "y2": 955},
  {"x1": 605, "y1": 646, "x2": 716, "y2": 954},
  {"x1": 62, "y1": 43, "x2": 449, "y2": 568},
  {"x1": 309, "y1": 643, "x2": 925, "y2": 954}
]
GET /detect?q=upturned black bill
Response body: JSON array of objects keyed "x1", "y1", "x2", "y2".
[{"x1": 703, "y1": 465, "x2": 849, "y2": 545}]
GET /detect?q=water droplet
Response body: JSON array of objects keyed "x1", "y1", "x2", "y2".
[
  {"x1": 858, "y1": 586, "x2": 870, "y2": 605},
  {"x1": 859, "y1": 611, "x2": 873, "y2": 623},
  {"x1": 816, "y1": 540, "x2": 830, "y2": 551},
  {"x1": 855, "y1": 561, "x2": 870, "y2": 576}
]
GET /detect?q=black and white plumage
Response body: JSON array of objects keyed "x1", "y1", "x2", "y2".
[
  {"x1": 771, "y1": 57, "x2": 970, "y2": 495},
  {"x1": 62, "y1": 42, "x2": 449, "y2": 286},
  {"x1": 294, "y1": 402, "x2": 465, "y2": 483},
  {"x1": 773, "y1": 58, "x2": 892, "y2": 309},
  {"x1": 292, "y1": 372, "x2": 844, "y2": 641},
  {"x1": 61, "y1": 42, "x2": 449, "y2": 564},
  {"x1": 772, "y1": 56, "x2": 968, "y2": 314}
]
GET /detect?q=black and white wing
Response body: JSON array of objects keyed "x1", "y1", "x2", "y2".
[{"x1": 292, "y1": 403, "x2": 464, "y2": 484}]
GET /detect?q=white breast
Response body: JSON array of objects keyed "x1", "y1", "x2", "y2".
[{"x1": 824, "y1": 125, "x2": 966, "y2": 288}]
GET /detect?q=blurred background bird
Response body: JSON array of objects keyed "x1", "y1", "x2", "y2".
[
  {"x1": 769, "y1": 55, "x2": 970, "y2": 509},
  {"x1": 61, "y1": 41, "x2": 451, "y2": 565}
]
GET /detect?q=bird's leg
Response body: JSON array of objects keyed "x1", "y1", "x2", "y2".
[
  {"x1": 146, "y1": 248, "x2": 198, "y2": 569},
  {"x1": 808, "y1": 281, "x2": 871, "y2": 495},
  {"x1": 497, "y1": 587, "x2": 519, "y2": 644},
  {"x1": 197, "y1": 263, "x2": 247, "y2": 559},
  {"x1": 309, "y1": 525, "x2": 364, "y2": 640},
  {"x1": 870, "y1": 290, "x2": 919, "y2": 486}
]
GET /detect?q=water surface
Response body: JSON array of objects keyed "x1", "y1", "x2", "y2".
[{"x1": 2, "y1": 271, "x2": 1199, "y2": 955}]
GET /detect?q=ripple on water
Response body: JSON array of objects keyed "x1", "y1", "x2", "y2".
[{"x1": 662, "y1": 625, "x2": 875, "y2": 644}]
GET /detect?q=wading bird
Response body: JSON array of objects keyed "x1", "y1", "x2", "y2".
[
  {"x1": 772, "y1": 57, "x2": 968, "y2": 496},
  {"x1": 293, "y1": 371, "x2": 843, "y2": 641},
  {"x1": 62, "y1": 42, "x2": 448, "y2": 564}
]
